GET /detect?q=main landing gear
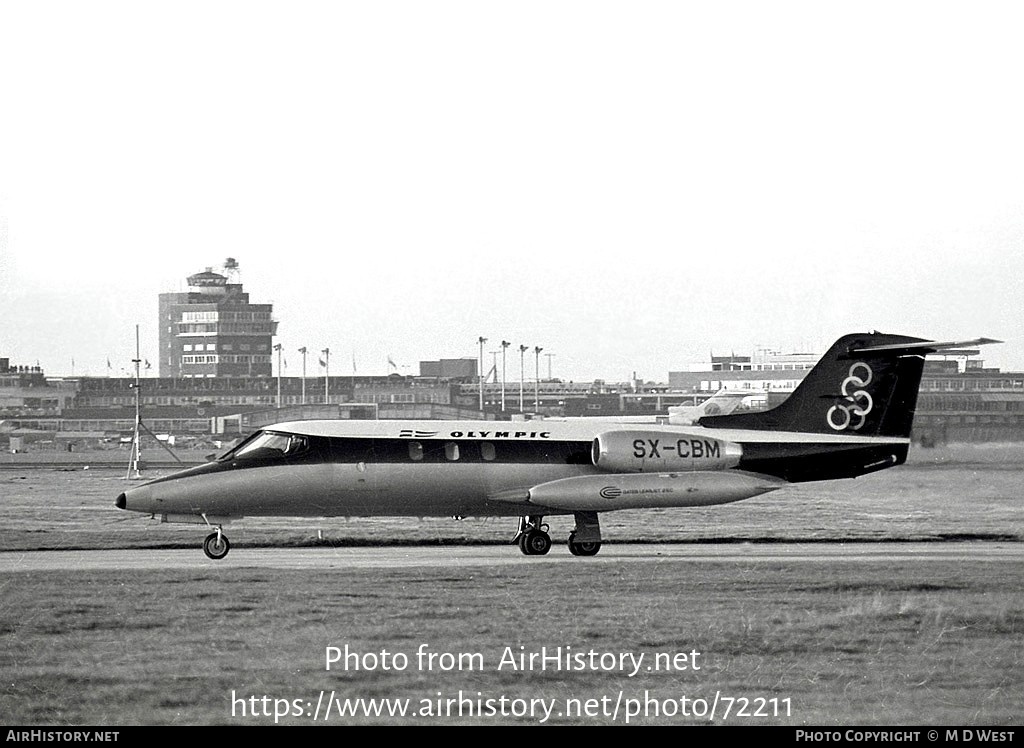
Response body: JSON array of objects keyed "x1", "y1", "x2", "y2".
[
  {"x1": 514, "y1": 512, "x2": 603, "y2": 557},
  {"x1": 515, "y1": 516, "x2": 552, "y2": 555}
]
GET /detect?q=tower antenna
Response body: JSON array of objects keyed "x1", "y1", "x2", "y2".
[{"x1": 222, "y1": 257, "x2": 241, "y2": 283}]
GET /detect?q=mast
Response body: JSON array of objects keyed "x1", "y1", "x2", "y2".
[{"x1": 126, "y1": 325, "x2": 142, "y2": 479}]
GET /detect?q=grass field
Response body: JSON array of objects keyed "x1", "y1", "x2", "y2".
[
  {"x1": 1, "y1": 556, "x2": 1021, "y2": 725},
  {"x1": 0, "y1": 444, "x2": 1021, "y2": 725}
]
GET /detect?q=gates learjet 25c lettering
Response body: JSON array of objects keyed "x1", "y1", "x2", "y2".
[{"x1": 115, "y1": 332, "x2": 1000, "y2": 559}]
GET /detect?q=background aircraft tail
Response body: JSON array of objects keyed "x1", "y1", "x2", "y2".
[{"x1": 699, "y1": 332, "x2": 994, "y2": 438}]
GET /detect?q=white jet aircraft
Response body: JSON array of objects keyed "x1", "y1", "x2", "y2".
[{"x1": 115, "y1": 332, "x2": 999, "y2": 559}]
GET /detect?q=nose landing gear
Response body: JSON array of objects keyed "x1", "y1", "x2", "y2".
[
  {"x1": 203, "y1": 530, "x2": 230, "y2": 560},
  {"x1": 201, "y1": 516, "x2": 230, "y2": 560}
]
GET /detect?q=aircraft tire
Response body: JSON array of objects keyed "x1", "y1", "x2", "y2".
[
  {"x1": 521, "y1": 530, "x2": 551, "y2": 556},
  {"x1": 568, "y1": 533, "x2": 600, "y2": 556},
  {"x1": 518, "y1": 534, "x2": 532, "y2": 555},
  {"x1": 203, "y1": 532, "x2": 230, "y2": 560},
  {"x1": 571, "y1": 541, "x2": 601, "y2": 557}
]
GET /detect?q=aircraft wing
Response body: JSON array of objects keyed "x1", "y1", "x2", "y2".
[{"x1": 489, "y1": 471, "x2": 786, "y2": 512}]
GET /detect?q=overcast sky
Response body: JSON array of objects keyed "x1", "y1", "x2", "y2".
[{"x1": 2, "y1": 1, "x2": 1023, "y2": 382}]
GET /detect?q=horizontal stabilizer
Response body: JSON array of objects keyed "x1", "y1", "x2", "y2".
[{"x1": 851, "y1": 337, "x2": 1002, "y2": 355}]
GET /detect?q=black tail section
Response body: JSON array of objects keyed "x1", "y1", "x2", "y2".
[{"x1": 699, "y1": 332, "x2": 930, "y2": 438}]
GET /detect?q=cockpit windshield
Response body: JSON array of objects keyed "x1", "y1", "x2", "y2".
[{"x1": 222, "y1": 430, "x2": 309, "y2": 462}]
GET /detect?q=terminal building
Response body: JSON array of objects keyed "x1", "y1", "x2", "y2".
[
  {"x1": 0, "y1": 359, "x2": 77, "y2": 417},
  {"x1": 158, "y1": 265, "x2": 277, "y2": 378}
]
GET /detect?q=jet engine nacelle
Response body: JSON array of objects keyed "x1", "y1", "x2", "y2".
[{"x1": 592, "y1": 430, "x2": 742, "y2": 473}]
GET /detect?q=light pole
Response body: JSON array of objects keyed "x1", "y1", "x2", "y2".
[
  {"x1": 545, "y1": 352, "x2": 555, "y2": 380},
  {"x1": 534, "y1": 346, "x2": 543, "y2": 411},
  {"x1": 519, "y1": 344, "x2": 527, "y2": 412},
  {"x1": 299, "y1": 347, "x2": 307, "y2": 405},
  {"x1": 322, "y1": 348, "x2": 330, "y2": 404},
  {"x1": 500, "y1": 340, "x2": 510, "y2": 412},
  {"x1": 274, "y1": 343, "x2": 283, "y2": 408},
  {"x1": 478, "y1": 336, "x2": 487, "y2": 411},
  {"x1": 127, "y1": 325, "x2": 142, "y2": 479}
]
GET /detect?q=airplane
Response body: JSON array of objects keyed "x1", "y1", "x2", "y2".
[
  {"x1": 115, "y1": 332, "x2": 1000, "y2": 559},
  {"x1": 667, "y1": 388, "x2": 761, "y2": 424},
  {"x1": 556, "y1": 388, "x2": 763, "y2": 426}
]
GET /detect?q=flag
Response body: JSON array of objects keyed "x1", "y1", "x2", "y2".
[
  {"x1": 319, "y1": 358, "x2": 326, "y2": 368},
  {"x1": 352, "y1": 352, "x2": 357, "y2": 374},
  {"x1": 106, "y1": 358, "x2": 111, "y2": 370},
  {"x1": 144, "y1": 359, "x2": 151, "y2": 370},
  {"x1": 387, "y1": 356, "x2": 397, "y2": 370}
]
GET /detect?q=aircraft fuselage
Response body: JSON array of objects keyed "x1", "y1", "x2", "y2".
[{"x1": 117, "y1": 419, "x2": 909, "y2": 520}]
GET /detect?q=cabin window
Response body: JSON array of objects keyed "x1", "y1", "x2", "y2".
[
  {"x1": 480, "y1": 442, "x2": 496, "y2": 461},
  {"x1": 445, "y1": 442, "x2": 460, "y2": 461},
  {"x1": 408, "y1": 441, "x2": 424, "y2": 461}
]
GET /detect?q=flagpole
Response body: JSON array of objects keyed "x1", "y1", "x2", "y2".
[{"x1": 322, "y1": 348, "x2": 330, "y2": 404}]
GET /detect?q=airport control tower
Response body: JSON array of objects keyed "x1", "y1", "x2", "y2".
[{"x1": 158, "y1": 260, "x2": 277, "y2": 378}]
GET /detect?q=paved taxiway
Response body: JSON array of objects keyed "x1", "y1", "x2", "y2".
[{"x1": 1, "y1": 542, "x2": 1020, "y2": 572}]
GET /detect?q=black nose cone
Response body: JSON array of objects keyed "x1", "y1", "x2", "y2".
[{"x1": 115, "y1": 493, "x2": 127, "y2": 510}]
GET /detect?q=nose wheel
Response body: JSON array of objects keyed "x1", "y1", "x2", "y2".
[{"x1": 203, "y1": 531, "x2": 231, "y2": 560}]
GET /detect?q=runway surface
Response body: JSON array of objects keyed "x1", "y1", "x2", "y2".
[{"x1": 1, "y1": 542, "x2": 1020, "y2": 571}]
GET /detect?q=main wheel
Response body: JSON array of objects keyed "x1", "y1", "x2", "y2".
[
  {"x1": 568, "y1": 532, "x2": 601, "y2": 556},
  {"x1": 571, "y1": 541, "x2": 601, "y2": 556},
  {"x1": 520, "y1": 530, "x2": 551, "y2": 556},
  {"x1": 203, "y1": 531, "x2": 230, "y2": 560}
]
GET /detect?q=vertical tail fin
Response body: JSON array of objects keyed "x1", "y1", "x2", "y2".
[{"x1": 699, "y1": 333, "x2": 998, "y2": 438}]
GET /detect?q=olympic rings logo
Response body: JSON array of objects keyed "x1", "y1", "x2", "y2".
[{"x1": 826, "y1": 362, "x2": 874, "y2": 431}]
